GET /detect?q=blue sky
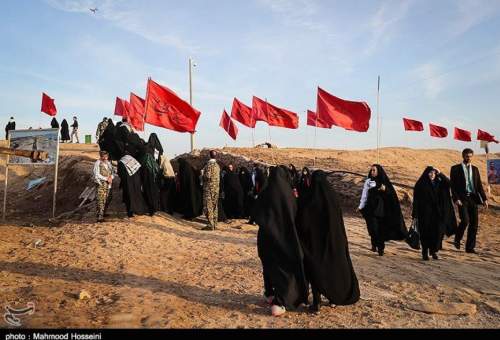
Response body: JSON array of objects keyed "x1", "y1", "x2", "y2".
[{"x1": 1, "y1": 0, "x2": 499, "y2": 157}]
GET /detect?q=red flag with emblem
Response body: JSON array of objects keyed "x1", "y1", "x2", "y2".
[
  {"x1": 454, "y1": 127, "x2": 472, "y2": 142},
  {"x1": 219, "y1": 110, "x2": 238, "y2": 140},
  {"x1": 251, "y1": 96, "x2": 299, "y2": 129},
  {"x1": 429, "y1": 123, "x2": 448, "y2": 138},
  {"x1": 307, "y1": 110, "x2": 331, "y2": 128},
  {"x1": 230, "y1": 98, "x2": 255, "y2": 128},
  {"x1": 129, "y1": 92, "x2": 145, "y2": 131},
  {"x1": 41, "y1": 92, "x2": 57, "y2": 116},
  {"x1": 144, "y1": 79, "x2": 201, "y2": 133},
  {"x1": 477, "y1": 129, "x2": 499, "y2": 143},
  {"x1": 316, "y1": 87, "x2": 371, "y2": 132}
]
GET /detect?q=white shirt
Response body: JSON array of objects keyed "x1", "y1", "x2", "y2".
[
  {"x1": 251, "y1": 170, "x2": 256, "y2": 187},
  {"x1": 358, "y1": 178, "x2": 377, "y2": 210},
  {"x1": 461, "y1": 162, "x2": 474, "y2": 193}
]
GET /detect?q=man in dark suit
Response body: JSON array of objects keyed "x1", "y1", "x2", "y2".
[{"x1": 450, "y1": 148, "x2": 488, "y2": 254}]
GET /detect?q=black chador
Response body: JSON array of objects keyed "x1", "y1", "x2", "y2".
[
  {"x1": 296, "y1": 170, "x2": 360, "y2": 312},
  {"x1": 175, "y1": 158, "x2": 203, "y2": 219},
  {"x1": 223, "y1": 168, "x2": 245, "y2": 219},
  {"x1": 139, "y1": 145, "x2": 161, "y2": 216},
  {"x1": 60, "y1": 119, "x2": 70, "y2": 142},
  {"x1": 253, "y1": 166, "x2": 308, "y2": 310},
  {"x1": 298, "y1": 167, "x2": 312, "y2": 198},
  {"x1": 360, "y1": 164, "x2": 407, "y2": 255},
  {"x1": 238, "y1": 167, "x2": 253, "y2": 218},
  {"x1": 117, "y1": 155, "x2": 148, "y2": 217},
  {"x1": 412, "y1": 167, "x2": 457, "y2": 260}
]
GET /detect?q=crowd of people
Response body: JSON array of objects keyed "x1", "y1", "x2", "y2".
[
  {"x1": 92, "y1": 114, "x2": 489, "y2": 316},
  {"x1": 4, "y1": 116, "x2": 78, "y2": 143}
]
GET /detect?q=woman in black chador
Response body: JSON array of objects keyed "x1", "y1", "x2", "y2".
[
  {"x1": 253, "y1": 166, "x2": 308, "y2": 317},
  {"x1": 50, "y1": 118, "x2": 59, "y2": 129},
  {"x1": 412, "y1": 166, "x2": 457, "y2": 261},
  {"x1": 358, "y1": 164, "x2": 407, "y2": 256},
  {"x1": 60, "y1": 119, "x2": 70, "y2": 143},
  {"x1": 175, "y1": 158, "x2": 203, "y2": 219},
  {"x1": 139, "y1": 144, "x2": 161, "y2": 216},
  {"x1": 238, "y1": 166, "x2": 253, "y2": 218},
  {"x1": 223, "y1": 164, "x2": 245, "y2": 219},
  {"x1": 298, "y1": 167, "x2": 312, "y2": 198},
  {"x1": 296, "y1": 170, "x2": 360, "y2": 313},
  {"x1": 117, "y1": 153, "x2": 148, "y2": 218}
]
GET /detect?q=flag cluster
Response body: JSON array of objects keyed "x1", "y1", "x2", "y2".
[
  {"x1": 221, "y1": 87, "x2": 371, "y2": 140},
  {"x1": 113, "y1": 78, "x2": 201, "y2": 134},
  {"x1": 403, "y1": 118, "x2": 498, "y2": 143}
]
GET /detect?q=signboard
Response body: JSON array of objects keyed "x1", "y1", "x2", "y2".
[
  {"x1": 487, "y1": 159, "x2": 500, "y2": 185},
  {"x1": 8, "y1": 128, "x2": 59, "y2": 165}
]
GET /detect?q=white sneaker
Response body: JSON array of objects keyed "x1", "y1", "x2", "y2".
[{"x1": 271, "y1": 305, "x2": 286, "y2": 317}]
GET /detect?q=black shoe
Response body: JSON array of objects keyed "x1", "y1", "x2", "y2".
[
  {"x1": 422, "y1": 253, "x2": 430, "y2": 261},
  {"x1": 466, "y1": 249, "x2": 477, "y2": 254},
  {"x1": 454, "y1": 240, "x2": 460, "y2": 250},
  {"x1": 431, "y1": 253, "x2": 439, "y2": 260},
  {"x1": 309, "y1": 304, "x2": 320, "y2": 314},
  {"x1": 370, "y1": 246, "x2": 377, "y2": 252},
  {"x1": 378, "y1": 249, "x2": 384, "y2": 256},
  {"x1": 201, "y1": 225, "x2": 214, "y2": 231}
]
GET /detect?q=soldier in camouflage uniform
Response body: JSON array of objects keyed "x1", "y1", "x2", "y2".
[
  {"x1": 93, "y1": 150, "x2": 114, "y2": 222},
  {"x1": 95, "y1": 117, "x2": 109, "y2": 144},
  {"x1": 202, "y1": 150, "x2": 220, "y2": 230}
]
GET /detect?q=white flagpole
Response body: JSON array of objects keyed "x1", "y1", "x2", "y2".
[{"x1": 189, "y1": 57, "x2": 195, "y2": 152}]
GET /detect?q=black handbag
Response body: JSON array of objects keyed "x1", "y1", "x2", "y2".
[{"x1": 406, "y1": 219, "x2": 421, "y2": 250}]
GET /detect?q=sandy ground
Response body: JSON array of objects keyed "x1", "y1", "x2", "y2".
[{"x1": 0, "y1": 143, "x2": 499, "y2": 328}]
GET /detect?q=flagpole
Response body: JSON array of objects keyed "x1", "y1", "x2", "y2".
[
  {"x1": 189, "y1": 57, "x2": 195, "y2": 152},
  {"x1": 313, "y1": 111, "x2": 318, "y2": 167},
  {"x1": 143, "y1": 77, "x2": 151, "y2": 139},
  {"x1": 376, "y1": 75, "x2": 381, "y2": 164},
  {"x1": 265, "y1": 97, "x2": 276, "y2": 164}
]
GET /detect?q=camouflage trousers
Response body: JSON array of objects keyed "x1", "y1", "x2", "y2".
[
  {"x1": 96, "y1": 183, "x2": 112, "y2": 219},
  {"x1": 203, "y1": 189, "x2": 219, "y2": 228}
]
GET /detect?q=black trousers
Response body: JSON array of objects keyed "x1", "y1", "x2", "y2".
[
  {"x1": 455, "y1": 197, "x2": 479, "y2": 251},
  {"x1": 361, "y1": 209, "x2": 385, "y2": 251}
]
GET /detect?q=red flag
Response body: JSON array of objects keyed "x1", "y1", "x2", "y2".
[
  {"x1": 41, "y1": 92, "x2": 57, "y2": 116},
  {"x1": 114, "y1": 97, "x2": 130, "y2": 117},
  {"x1": 454, "y1": 127, "x2": 472, "y2": 142},
  {"x1": 316, "y1": 87, "x2": 371, "y2": 132},
  {"x1": 129, "y1": 92, "x2": 145, "y2": 132},
  {"x1": 477, "y1": 129, "x2": 499, "y2": 143},
  {"x1": 429, "y1": 123, "x2": 448, "y2": 138},
  {"x1": 403, "y1": 118, "x2": 424, "y2": 131},
  {"x1": 219, "y1": 110, "x2": 238, "y2": 140},
  {"x1": 307, "y1": 110, "x2": 331, "y2": 128},
  {"x1": 251, "y1": 96, "x2": 269, "y2": 123},
  {"x1": 252, "y1": 96, "x2": 299, "y2": 129},
  {"x1": 230, "y1": 98, "x2": 255, "y2": 128},
  {"x1": 144, "y1": 79, "x2": 201, "y2": 133}
]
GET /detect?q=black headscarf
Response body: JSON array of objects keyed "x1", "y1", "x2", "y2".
[
  {"x1": 60, "y1": 119, "x2": 70, "y2": 141},
  {"x1": 253, "y1": 165, "x2": 308, "y2": 309},
  {"x1": 288, "y1": 164, "x2": 300, "y2": 189},
  {"x1": 413, "y1": 167, "x2": 457, "y2": 249},
  {"x1": 296, "y1": 170, "x2": 360, "y2": 305},
  {"x1": 176, "y1": 158, "x2": 203, "y2": 219},
  {"x1": 50, "y1": 118, "x2": 59, "y2": 129},
  {"x1": 367, "y1": 164, "x2": 408, "y2": 241}
]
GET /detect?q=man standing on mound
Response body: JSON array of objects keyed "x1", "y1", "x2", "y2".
[{"x1": 202, "y1": 150, "x2": 220, "y2": 231}]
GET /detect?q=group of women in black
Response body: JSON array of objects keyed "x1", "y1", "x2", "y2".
[
  {"x1": 358, "y1": 164, "x2": 457, "y2": 261},
  {"x1": 253, "y1": 165, "x2": 360, "y2": 316}
]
